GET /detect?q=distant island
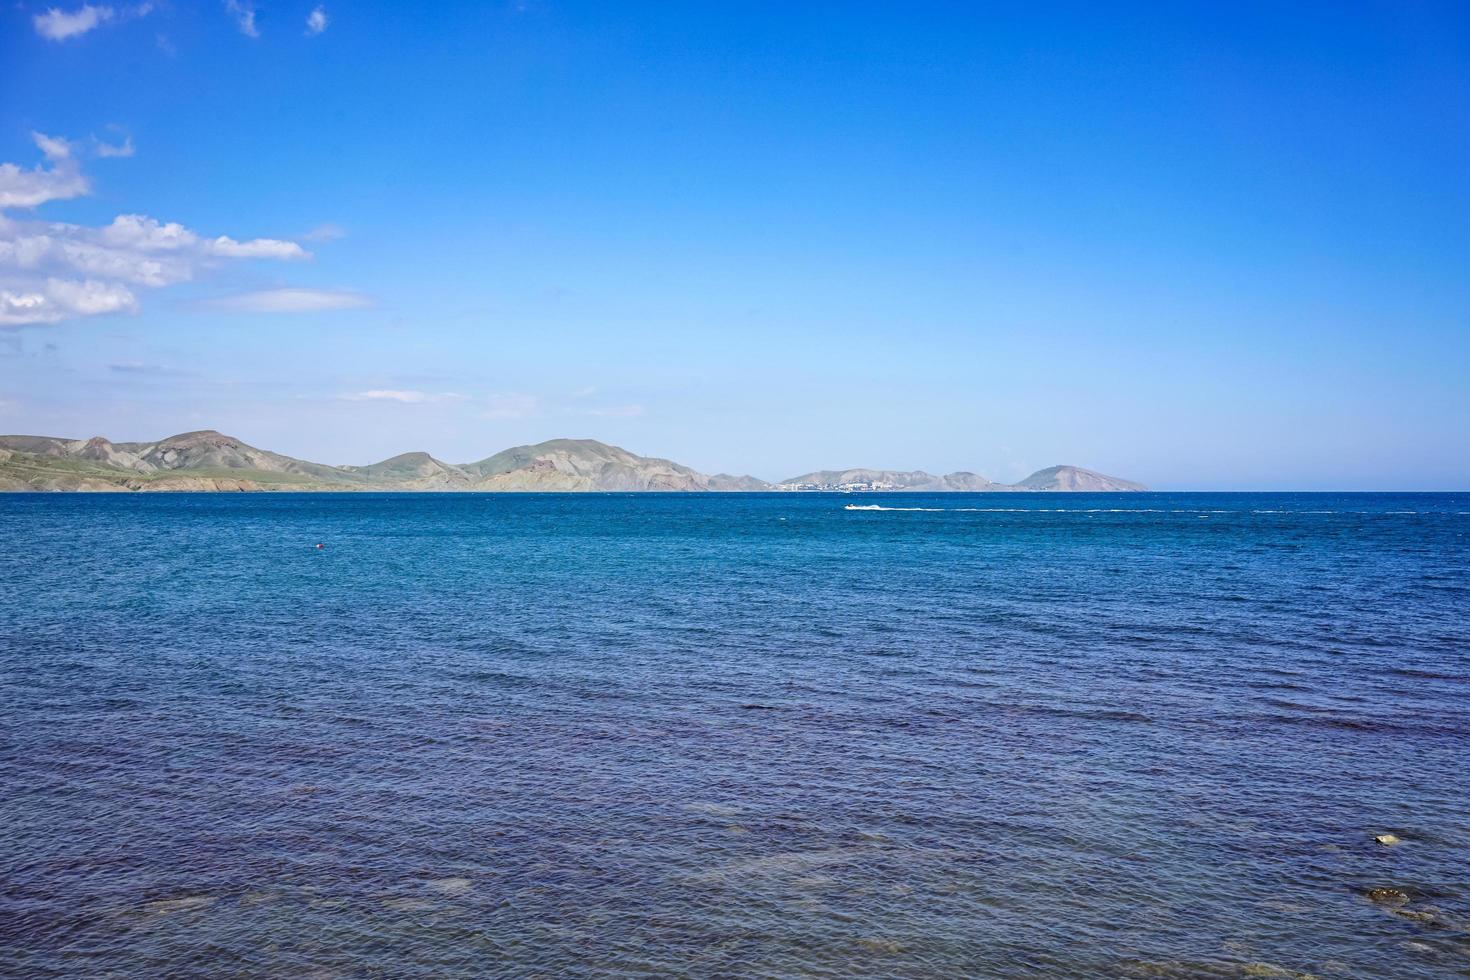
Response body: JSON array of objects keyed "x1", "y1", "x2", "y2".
[{"x1": 0, "y1": 430, "x2": 1146, "y2": 493}]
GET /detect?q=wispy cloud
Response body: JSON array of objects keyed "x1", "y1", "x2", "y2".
[
  {"x1": 305, "y1": 6, "x2": 328, "y2": 35},
  {"x1": 586, "y1": 404, "x2": 646, "y2": 418},
  {"x1": 483, "y1": 394, "x2": 539, "y2": 419},
  {"x1": 341, "y1": 390, "x2": 466, "y2": 404},
  {"x1": 202, "y1": 288, "x2": 370, "y2": 313},
  {"x1": 109, "y1": 360, "x2": 183, "y2": 375},
  {"x1": 94, "y1": 134, "x2": 135, "y2": 158},
  {"x1": 1, "y1": 136, "x2": 320, "y2": 326},
  {"x1": 33, "y1": 4, "x2": 114, "y2": 41},
  {"x1": 32, "y1": 3, "x2": 152, "y2": 41},
  {"x1": 335, "y1": 390, "x2": 633, "y2": 420},
  {"x1": 302, "y1": 223, "x2": 346, "y2": 242},
  {"x1": 224, "y1": 0, "x2": 257, "y2": 37}
]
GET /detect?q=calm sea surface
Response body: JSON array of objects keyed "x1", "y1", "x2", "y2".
[{"x1": 2, "y1": 492, "x2": 1468, "y2": 978}]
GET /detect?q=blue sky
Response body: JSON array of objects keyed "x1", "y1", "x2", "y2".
[{"x1": 2, "y1": 1, "x2": 1467, "y2": 488}]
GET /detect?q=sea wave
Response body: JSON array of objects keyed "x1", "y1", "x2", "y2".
[
  {"x1": 843, "y1": 504, "x2": 1459, "y2": 516},
  {"x1": 844, "y1": 505, "x2": 1234, "y2": 514}
]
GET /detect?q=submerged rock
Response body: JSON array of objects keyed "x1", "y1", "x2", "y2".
[
  {"x1": 1117, "y1": 960, "x2": 1316, "y2": 979},
  {"x1": 1367, "y1": 887, "x2": 1410, "y2": 906},
  {"x1": 690, "y1": 847, "x2": 863, "y2": 884},
  {"x1": 381, "y1": 897, "x2": 436, "y2": 912},
  {"x1": 681, "y1": 801, "x2": 743, "y2": 817},
  {"x1": 1241, "y1": 964, "x2": 1316, "y2": 979},
  {"x1": 424, "y1": 877, "x2": 473, "y2": 896},
  {"x1": 144, "y1": 895, "x2": 217, "y2": 914}
]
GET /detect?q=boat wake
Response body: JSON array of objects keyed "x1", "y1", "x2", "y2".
[{"x1": 844, "y1": 504, "x2": 946, "y2": 512}]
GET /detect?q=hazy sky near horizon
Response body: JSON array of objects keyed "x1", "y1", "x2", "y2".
[{"x1": 2, "y1": 2, "x2": 1468, "y2": 488}]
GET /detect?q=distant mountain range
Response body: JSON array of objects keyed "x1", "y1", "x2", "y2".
[
  {"x1": 0, "y1": 430, "x2": 1146, "y2": 492},
  {"x1": 775, "y1": 466, "x2": 1144, "y2": 492}
]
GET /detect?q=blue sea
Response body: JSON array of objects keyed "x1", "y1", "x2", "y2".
[{"x1": 2, "y1": 492, "x2": 1468, "y2": 978}]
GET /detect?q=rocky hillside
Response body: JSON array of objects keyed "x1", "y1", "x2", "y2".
[
  {"x1": 1012, "y1": 465, "x2": 1148, "y2": 492},
  {"x1": 0, "y1": 432, "x2": 770, "y2": 492},
  {"x1": 460, "y1": 439, "x2": 715, "y2": 492},
  {"x1": 0, "y1": 430, "x2": 1145, "y2": 492},
  {"x1": 339, "y1": 452, "x2": 472, "y2": 490},
  {"x1": 0, "y1": 431, "x2": 373, "y2": 492}
]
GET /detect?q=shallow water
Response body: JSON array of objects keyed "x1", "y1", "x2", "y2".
[{"x1": 1, "y1": 492, "x2": 1467, "y2": 978}]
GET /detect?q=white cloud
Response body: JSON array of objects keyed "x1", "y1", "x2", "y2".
[
  {"x1": 33, "y1": 4, "x2": 115, "y2": 41},
  {"x1": 0, "y1": 140, "x2": 322, "y2": 327},
  {"x1": 586, "y1": 404, "x2": 646, "y2": 418},
  {"x1": 0, "y1": 133, "x2": 89, "y2": 209},
  {"x1": 224, "y1": 0, "x2": 258, "y2": 37},
  {"x1": 207, "y1": 236, "x2": 308, "y2": 260},
  {"x1": 0, "y1": 290, "x2": 49, "y2": 323},
  {"x1": 342, "y1": 389, "x2": 466, "y2": 404},
  {"x1": 46, "y1": 278, "x2": 138, "y2": 317},
  {"x1": 305, "y1": 6, "x2": 328, "y2": 35},
  {"x1": 1, "y1": 214, "x2": 311, "y2": 292},
  {"x1": 0, "y1": 278, "x2": 138, "y2": 326},
  {"x1": 204, "y1": 288, "x2": 371, "y2": 313},
  {"x1": 33, "y1": 134, "x2": 73, "y2": 162},
  {"x1": 96, "y1": 213, "x2": 198, "y2": 253}
]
